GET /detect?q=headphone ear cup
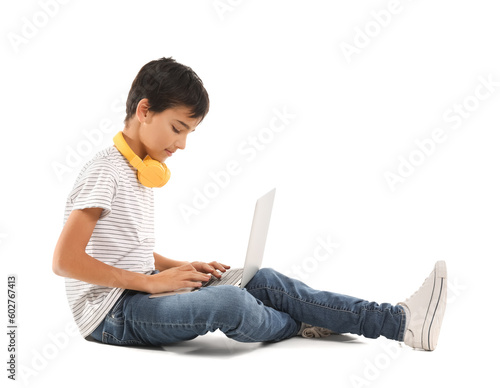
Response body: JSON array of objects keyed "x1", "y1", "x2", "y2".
[{"x1": 137, "y1": 157, "x2": 171, "y2": 188}]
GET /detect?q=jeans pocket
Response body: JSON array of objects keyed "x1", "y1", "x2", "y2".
[
  {"x1": 102, "y1": 291, "x2": 147, "y2": 346},
  {"x1": 108, "y1": 290, "x2": 130, "y2": 322}
]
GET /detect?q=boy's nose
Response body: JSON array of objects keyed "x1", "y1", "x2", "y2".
[{"x1": 175, "y1": 138, "x2": 186, "y2": 150}]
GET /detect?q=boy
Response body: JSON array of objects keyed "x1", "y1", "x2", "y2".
[{"x1": 53, "y1": 57, "x2": 447, "y2": 350}]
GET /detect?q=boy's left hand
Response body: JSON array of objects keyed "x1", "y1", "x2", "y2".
[{"x1": 190, "y1": 261, "x2": 231, "y2": 279}]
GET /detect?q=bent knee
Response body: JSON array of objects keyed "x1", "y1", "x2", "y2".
[
  {"x1": 256, "y1": 267, "x2": 278, "y2": 277},
  {"x1": 252, "y1": 267, "x2": 281, "y2": 283}
]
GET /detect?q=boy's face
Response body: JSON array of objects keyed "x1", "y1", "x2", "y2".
[{"x1": 139, "y1": 104, "x2": 200, "y2": 163}]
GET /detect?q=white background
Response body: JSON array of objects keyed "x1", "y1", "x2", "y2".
[{"x1": 1, "y1": 0, "x2": 499, "y2": 387}]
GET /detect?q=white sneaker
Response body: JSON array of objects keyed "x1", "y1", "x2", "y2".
[{"x1": 398, "y1": 261, "x2": 447, "y2": 351}]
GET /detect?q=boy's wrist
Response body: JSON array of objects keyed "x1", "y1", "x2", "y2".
[
  {"x1": 138, "y1": 272, "x2": 154, "y2": 294},
  {"x1": 118, "y1": 270, "x2": 152, "y2": 293}
]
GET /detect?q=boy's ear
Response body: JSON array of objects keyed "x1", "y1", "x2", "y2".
[{"x1": 136, "y1": 98, "x2": 151, "y2": 124}]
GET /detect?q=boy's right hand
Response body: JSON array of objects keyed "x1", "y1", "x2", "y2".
[{"x1": 148, "y1": 264, "x2": 211, "y2": 294}]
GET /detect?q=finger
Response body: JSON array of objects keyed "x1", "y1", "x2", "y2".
[
  {"x1": 208, "y1": 263, "x2": 229, "y2": 278},
  {"x1": 207, "y1": 265, "x2": 222, "y2": 278},
  {"x1": 201, "y1": 263, "x2": 222, "y2": 277},
  {"x1": 183, "y1": 281, "x2": 204, "y2": 289},
  {"x1": 209, "y1": 261, "x2": 228, "y2": 271},
  {"x1": 191, "y1": 272, "x2": 212, "y2": 281},
  {"x1": 212, "y1": 262, "x2": 230, "y2": 273}
]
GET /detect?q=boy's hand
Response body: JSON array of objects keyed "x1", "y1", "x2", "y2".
[
  {"x1": 190, "y1": 261, "x2": 231, "y2": 279},
  {"x1": 148, "y1": 264, "x2": 212, "y2": 294}
]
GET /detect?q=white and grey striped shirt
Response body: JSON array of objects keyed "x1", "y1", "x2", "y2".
[{"x1": 62, "y1": 145, "x2": 155, "y2": 338}]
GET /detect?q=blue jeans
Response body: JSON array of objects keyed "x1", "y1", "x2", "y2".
[{"x1": 90, "y1": 268, "x2": 406, "y2": 346}]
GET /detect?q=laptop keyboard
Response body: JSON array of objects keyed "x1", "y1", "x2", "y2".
[{"x1": 202, "y1": 268, "x2": 244, "y2": 287}]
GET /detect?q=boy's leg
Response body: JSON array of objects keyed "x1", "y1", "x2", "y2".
[
  {"x1": 91, "y1": 285, "x2": 301, "y2": 346},
  {"x1": 245, "y1": 268, "x2": 406, "y2": 342}
]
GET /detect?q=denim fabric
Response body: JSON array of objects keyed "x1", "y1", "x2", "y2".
[{"x1": 90, "y1": 268, "x2": 406, "y2": 346}]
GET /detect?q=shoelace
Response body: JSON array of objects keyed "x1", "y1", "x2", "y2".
[
  {"x1": 300, "y1": 324, "x2": 337, "y2": 338},
  {"x1": 399, "y1": 271, "x2": 433, "y2": 305}
]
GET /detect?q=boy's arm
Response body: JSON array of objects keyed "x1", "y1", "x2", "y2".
[
  {"x1": 153, "y1": 252, "x2": 189, "y2": 272},
  {"x1": 153, "y1": 252, "x2": 231, "y2": 278},
  {"x1": 52, "y1": 207, "x2": 151, "y2": 292},
  {"x1": 53, "y1": 208, "x2": 211, "y2": 293}
]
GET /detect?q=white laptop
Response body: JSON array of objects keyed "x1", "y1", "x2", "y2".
[{"x1": 149, "y1": 188, "x2": 276, "y2": 298}]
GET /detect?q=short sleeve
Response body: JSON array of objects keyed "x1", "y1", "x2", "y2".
[{"x1": 69, "y1": 158, "x2": 119, "y2": 219}]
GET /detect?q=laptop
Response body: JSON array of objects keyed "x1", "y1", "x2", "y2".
[{"x1": 149, "y1": 188, "x2": 276, "y2": 298}]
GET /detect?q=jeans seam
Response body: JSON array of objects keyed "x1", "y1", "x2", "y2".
[
  {"x1": 247, "y1": 285, "x2": 362, "y2": 315},
  {"x1": 128, "y1": 320, "x2": 261, "y2": 343}
]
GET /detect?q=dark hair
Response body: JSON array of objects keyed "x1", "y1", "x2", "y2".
[{"x1": 124, "y1": 57, "x2": 209, "y2": 125}]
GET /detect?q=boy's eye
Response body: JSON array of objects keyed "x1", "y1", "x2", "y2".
[{"x1": 172, "y1": 126, "x2": 180, "y2": 134}]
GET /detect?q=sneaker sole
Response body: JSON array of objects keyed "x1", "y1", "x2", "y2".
[{"x1": 422, "y1": 260, "x2": 447, "y2": 351}]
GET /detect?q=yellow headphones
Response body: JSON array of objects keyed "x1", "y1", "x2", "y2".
[{"x1": 113, "y1": 131, "x2": 171, "y2": 188}]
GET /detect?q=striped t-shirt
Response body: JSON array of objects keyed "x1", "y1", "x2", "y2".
[{"x1": 62, "y1": 145, "x2": 155, "y2": 338}]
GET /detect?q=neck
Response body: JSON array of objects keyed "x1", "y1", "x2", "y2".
[{"x1": 122, "y1": 121, "x2": 147, "y2": 159}]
